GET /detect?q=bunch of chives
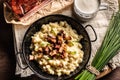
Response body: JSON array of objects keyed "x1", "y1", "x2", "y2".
[{"x1": 75, "y1": 10, "x2": 120, "y2": 80}]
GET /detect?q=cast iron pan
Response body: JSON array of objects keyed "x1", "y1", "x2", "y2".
[{"x1": 22, "y1": 14, "x2": 91, "y2": 80}]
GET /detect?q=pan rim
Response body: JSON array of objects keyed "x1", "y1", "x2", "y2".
[{"x1": 22, "y1": 14, "x2": 91, "y2": 80}]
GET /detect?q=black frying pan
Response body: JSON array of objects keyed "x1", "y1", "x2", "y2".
[{"x1": 22, "y1": 14, "x2": 92, "y2": 80}]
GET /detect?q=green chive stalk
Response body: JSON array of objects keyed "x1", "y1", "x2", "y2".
[{"x1": 75, "y1": 10, "x2": 120, "y2": 80}]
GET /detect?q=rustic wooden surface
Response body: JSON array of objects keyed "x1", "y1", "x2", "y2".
[
  {"x1": 0, "y1": 0, "x2": 120, "y2": 80},
  {"x1": 0, "y1": 2, "x2": 16, "y2": 80}
]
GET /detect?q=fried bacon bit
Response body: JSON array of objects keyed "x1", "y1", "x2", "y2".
[
  {"x1": 57, "y1": 40, "x2": 62, "y2": 44},
  {"x1": 63, "y1": 52, "x2": 68, "y2": 58},
  {"x1": 50, "y1": 50, "x2": 57, "y2": 56},
  {"x1": 65, "y1": 36, "x2": 72, "y2": 40},
  {"x1": 55, "y1": 45, "x2": 60, "y2": 49},
  {"x1": 61, "y1": 51, "x2": 68, "y2": 58},
  {"x1": 63, "y1": 34, "x2": 66, "y2": 39},
  {"x1": 29, "y1": 55, "x2": 34, "y2": 60},
  {"x1": 50, "y1": 38, "x2": 56, "y2": 43},
  {"x1": 64, "y1": 35, "x2": 71, "y2": 41},
  {"x1": 57, "y1": 36, "x2": 63, "y2": 42},
  {"x1": 59, "y1": 47, "x2": 63, "y2": 53},
  {"x1": 47, "y1": 36, "x2": 56, "y2": 43},
  {"x1": 44, "y1": 46, "x2": 49, "y2": 54},
  {"x1": 31, "y1": 30, "x2": 73, "y2": 59}
]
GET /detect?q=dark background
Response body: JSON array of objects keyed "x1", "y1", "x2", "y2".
[{"x1": 0, "y1": 0, "x2": 120, "y2": 80}]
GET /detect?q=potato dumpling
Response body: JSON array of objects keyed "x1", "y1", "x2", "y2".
[{"x1": 29, "y1": 21, "x2": 84, "y2": 76}]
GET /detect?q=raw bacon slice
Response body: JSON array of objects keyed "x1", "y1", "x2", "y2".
[{"x1": 7, "y1": 0, "x2": 51, "y2": 21}]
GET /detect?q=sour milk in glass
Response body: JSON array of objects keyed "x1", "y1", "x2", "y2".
[{"x1": 75, "y1": 0, "x2": 99, "y2": 14}]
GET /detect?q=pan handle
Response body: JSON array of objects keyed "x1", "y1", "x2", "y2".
[
  {"x1": 16, "y1": 52, "x2": 28, "y2": 70},
  {"x1": 85, "y1": 25, "x2": 97, "y2": 42}
]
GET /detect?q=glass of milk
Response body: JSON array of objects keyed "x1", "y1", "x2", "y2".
[{"x1": 74, "y1": 0, "x2": 108, "y2": 21}]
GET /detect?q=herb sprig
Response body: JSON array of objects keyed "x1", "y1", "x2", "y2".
[{"x1": 75, "y1": 10, "x2": 120, "y2": 80}]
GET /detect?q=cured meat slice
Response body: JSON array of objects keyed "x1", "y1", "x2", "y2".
[{"x1": 7, "y1": 0, "x2": 51, "y2": 20}]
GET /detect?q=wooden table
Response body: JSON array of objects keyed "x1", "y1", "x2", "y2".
[
  {"x1": 0, "y1": 1, "x2": 120, "y2": 80},
  {"x1": 0, "y1": 3, "x2": 16, "y2": 80}
]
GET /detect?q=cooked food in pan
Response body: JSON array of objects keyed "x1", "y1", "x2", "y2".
[{"x1": 29, "y1": 21, "x2": 84, "y2": 76}]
